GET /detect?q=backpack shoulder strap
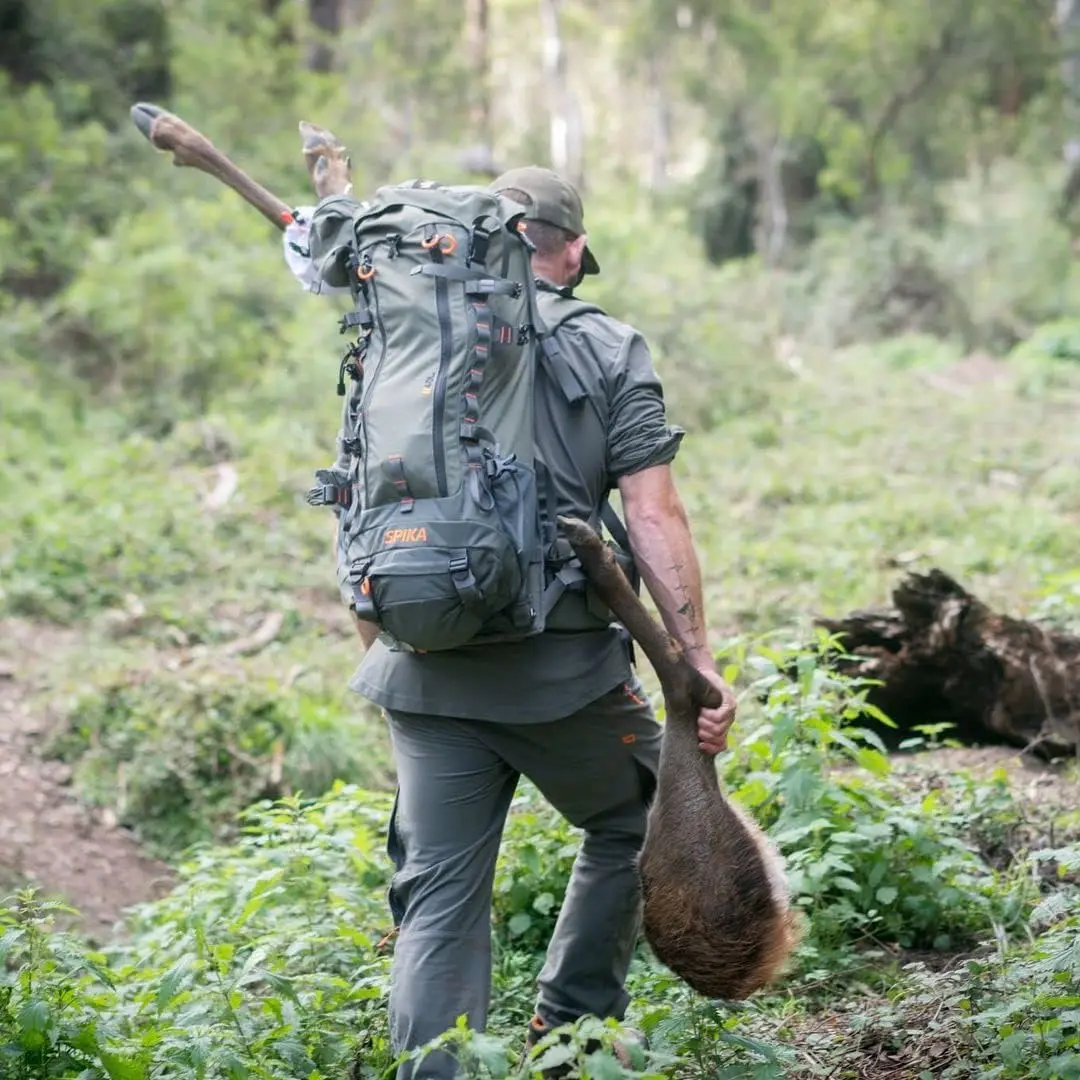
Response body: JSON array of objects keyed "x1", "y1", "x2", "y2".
[
  {"x1": 531, "y1": 282, "x2": 641, "y2": 595},
  {"x1": 528, "y1": 280, "x2": 607, "y2": 409}
]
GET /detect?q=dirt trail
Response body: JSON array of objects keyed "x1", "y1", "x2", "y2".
[
  {"x1": 0, "y1": 614, "x2": 1076, "y2": 948},
  {"x1": 0, "y1": 619, "x2": 175, "y2": 943}
]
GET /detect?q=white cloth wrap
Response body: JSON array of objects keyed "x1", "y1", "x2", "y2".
[{"x1": 282, "y1": 205, "x2": 352, "y2": 296}]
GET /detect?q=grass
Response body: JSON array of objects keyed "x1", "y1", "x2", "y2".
[
  {"x1": 3, "y1": 176, "x2": 1080, "y2": 1078},
  {"x1": 680, "y1": 335, "x2": 1080, "y2": 637},
  {"x1": 5, "y1": 296, "x2": 1080, "y2": 850}
]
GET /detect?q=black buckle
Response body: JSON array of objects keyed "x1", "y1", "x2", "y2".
[
  {"x1": 306, "y1": 483, "x2": 350, "y2": 508},
  {"x1": 546, "y1": 538, "x2": 575, "y2": 565},
  {"x1": 468, "y1": 227, "x2": 491, "y2": 268},
  {"x1": 449, "y1": 555, "x2": 469, "y2": 575}
]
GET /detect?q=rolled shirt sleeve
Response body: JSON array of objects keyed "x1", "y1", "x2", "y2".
[{"x1": 605, "y1": 331, "x2": 685, "y2": 480}]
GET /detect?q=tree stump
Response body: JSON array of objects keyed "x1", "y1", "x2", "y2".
[{"x1": 815, "y1": 569, "x2": 1080, "y2": 757}]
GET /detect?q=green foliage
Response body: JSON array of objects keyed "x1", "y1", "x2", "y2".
[
  {"x1": 719, "y1": 637, "x2": 1033, "y2": 962},
  {"x1": 53, "y1": 197, "x2": 299, "y2": 424},
  {"x1": 959, "y1": 880, "x2": 1080, "y2": 1078},
  {"x1": 0, "y1": 76, "x2": 125, "y2": 297},
  {"x1": 0, "y1": 705, "x2": 1072, "y2": 1079},
  {"x1": 0, "y1": 381, "x2": 338, "y2": 624},
  {"x1": 0, "y1": 894, "x2": 134, "y2": 1080},
  {"x1": 3, "y1": 2, "x2": 1080, "y2": 1076},
  {"x1": 654, "y1": 0, "x2": 1057, "y2": 262},
  {"x1": 44, "y1": 672, "x2": 389, "y2": 855},
  {"x1": 1, "y1": 431, "x2": 214, "y2": 622},
  {"x1": 0, "y1": 0, "x2": 170, "y2": 121},
  {"x1": 0, "y1": 790, "x2": 397, "y2": 1080}
]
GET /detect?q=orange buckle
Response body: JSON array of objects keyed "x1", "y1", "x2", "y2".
[{"x1": 421, "y1": 233, "x2": 457, "y2": 255}]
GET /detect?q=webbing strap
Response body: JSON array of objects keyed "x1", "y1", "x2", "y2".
[
  {"x1": 464, "y1": 299, "x2": 490, "y2": 433},
  {"x1": 412, "y1": 262, "x2": 522, "y2": 297},
  {"x1": 382, "y1": 455, "x2": 415, "y2": 511},
  {"x1": 468, "y1": 222, "x2": 492, "y2": 268},
  {"x1": 449, "y1": 554, "x2": 485, "y2": 613},
  {"x1": 538, "y1": 335, "x2": 589, "y2": 406},
  {"x1": 345, "y1": 252, "x2": 375, "y2": 329},
  {"x1": 536, "y1": 460, "x2": 559, "y2": 552},
  {"x1": 520, "y1": 264, "x2": 590, "y2": 407},
  {"x1": 541, "y1": 564, "x2": 588, "y2": 618},
  {"x1": 600, "y1": 497, "x2": 630, "y2": 553}
]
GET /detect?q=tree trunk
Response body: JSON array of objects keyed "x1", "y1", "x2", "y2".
[
  {"x1": 814, "y1": 569, "x2": 1080, "y2": 757},
  {"x1": 755, "y1": 128, "x2": 788, "y2": 265},
  {"x1": 1058, "y1": 0, "x2": 1080, "y2": 216},
  {"x1": 538, "y1": 0, "x2": 584, "y2": 190},
  {"x1": 462, "y1": 0, "x2": 497, "y2": 177},
  {"x1": 646, "y1": 53, "x2": 671, "y2": 190},
  {"x1": 307, "y1": 0, "x2": 343, "y2": 73}
]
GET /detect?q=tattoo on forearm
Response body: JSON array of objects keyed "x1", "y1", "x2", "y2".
[{"x1": 667, "y1": 559, "x2": 703, "y2": 640}]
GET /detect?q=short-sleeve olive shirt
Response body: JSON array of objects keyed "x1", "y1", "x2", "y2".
[{"x1": 348, "y1": 288, "x2": 684, "y2": 723}]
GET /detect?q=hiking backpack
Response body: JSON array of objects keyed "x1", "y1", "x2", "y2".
[{"x1": 301, "y1": 181, "x2": 633, "y2": 653}]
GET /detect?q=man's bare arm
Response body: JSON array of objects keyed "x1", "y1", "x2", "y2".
[
  {"x1": 618, "y1": 463, "x2": 736, "y2": 752},
  {"x1": 617, "y1": 463, "x2": 712, "y2": 670}
]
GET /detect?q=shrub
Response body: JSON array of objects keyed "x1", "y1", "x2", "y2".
[
  {"x1": 44, "y1": 673, "x2": 389, "y2": 854},
  {"x1": 719, "y1": 635, "x2": 1034, "y2": 961}
]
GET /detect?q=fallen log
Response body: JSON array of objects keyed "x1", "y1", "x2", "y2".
[
  {"x1": 815, "y1": 568, "x2": 1080, "y2": 758},
  {"x1": 559, "y1": 514, "x2": 799, "y2": 1000}
]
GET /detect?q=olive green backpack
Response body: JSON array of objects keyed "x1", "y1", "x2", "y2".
[{"x1": 303, "y1": 181, "x2": 628, "y2": 653}]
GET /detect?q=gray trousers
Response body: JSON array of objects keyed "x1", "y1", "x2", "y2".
[{"x1": 381, "y1": 676, "x2": 662, "y2": 1080}]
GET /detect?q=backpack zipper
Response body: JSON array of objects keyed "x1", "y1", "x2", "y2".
[
  {"x1": 431, "y1": 267, "x2": 452, "y2": 498},
  {"x1": 353, "y1": 242, "x2": 388, "y2": 510},
  {"x1": 357, "y1": 222, "x2": 461, "y2": 501},
  {"x1": 421, "y1": 218, "x2": 462, "y2": 501}
]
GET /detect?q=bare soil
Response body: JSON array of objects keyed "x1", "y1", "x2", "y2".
[
  {"x1": 0, "y1": 614, "x2": 1075, "y2": 949},
  {"x1": 0, "y1": 618, "x2": 175, "y2": 943}
]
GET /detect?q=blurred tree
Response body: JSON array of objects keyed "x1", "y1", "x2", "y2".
[
  {"x1": 307, "y1": 0, "x2": 343, "y2": 72},
  {"x1": 645, "y1": 52, "x2": 672, "y2": 190},
  {"x1": 0, "y1": 0, "x2": 170, "y2": 123},
  {"x1": 462, "y1": 0, "x2": 498, "y2": 175},
  {"x1": 539, "y1": 0, "x2": 584, "y2": 189},
  {"x1": 631, "y1": 0, "x2": 1057, "y2": 264},
  {"x1": 1059, "y1": 0, "x2": 1080, "y2": 216}
]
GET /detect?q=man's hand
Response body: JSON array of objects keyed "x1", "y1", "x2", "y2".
[{"x1": 695, "y1": 666, "x2": 737, "y2": 755}]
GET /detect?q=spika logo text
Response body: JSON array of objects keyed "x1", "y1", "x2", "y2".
[{"x1": 384, "y1": 527, "x2": 428, "y2": 545}]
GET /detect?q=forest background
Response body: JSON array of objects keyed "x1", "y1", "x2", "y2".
[{"x1": 3, "y1": 0, "x2": 1080, "y2": 1077}]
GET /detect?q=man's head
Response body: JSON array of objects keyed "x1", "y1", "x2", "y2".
[{"x1": 489, "y1": 165, "x2": 600, "y2": 288}]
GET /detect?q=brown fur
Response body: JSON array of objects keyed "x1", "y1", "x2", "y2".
[
  {"x1": 129, "y1": 102, "x2": 298, "y2": 230},
  {"x1": 558, "y1": 515, "x2": 800, "y2": 999}
]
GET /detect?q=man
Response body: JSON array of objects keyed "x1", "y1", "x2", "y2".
[{"x1": 296, "y1": 154, "x2": 736, "y2": 1077}]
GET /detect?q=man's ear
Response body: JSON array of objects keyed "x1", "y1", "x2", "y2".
[
  {"x1": 568, "y1": 233, "x2": 588, "y2": 264},
  {"x1": 566, "y1": 233, "x2": 588, "y2": 285}
]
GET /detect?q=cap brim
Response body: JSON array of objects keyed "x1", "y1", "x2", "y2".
[{"x1": 582, "y1": 244, "x2": 600, "y2": 275}]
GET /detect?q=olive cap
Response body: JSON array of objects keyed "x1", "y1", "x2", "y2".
[{"x1": 489, "y1": 165, "x2": 600, "y2": 275}]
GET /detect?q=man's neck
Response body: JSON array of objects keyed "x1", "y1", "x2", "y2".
[{"x1": 531, "y1": 257, "x2": 570, "y2": 288}]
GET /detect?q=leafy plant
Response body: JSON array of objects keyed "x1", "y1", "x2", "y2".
[
  {"x1": 720, "y1": 636, "x2": 1033, "y2": 961},
  {"x1": 44, "y1": 673, "x2": 388, "y2": 854}
]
